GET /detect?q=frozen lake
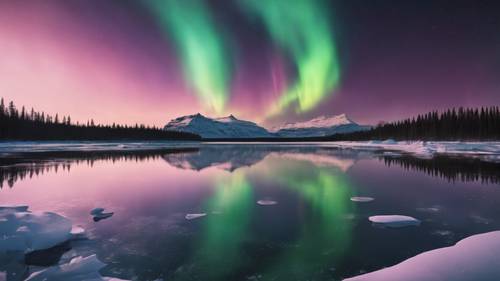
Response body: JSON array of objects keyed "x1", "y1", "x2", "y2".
[{"x1": 1, "y1": 142, "x2": 500, "y2": 280}]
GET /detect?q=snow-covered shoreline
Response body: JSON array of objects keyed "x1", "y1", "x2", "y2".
[
  {"x1": 344, "y1": 230, "x2": 500, "y2": 281},
  {"x1": 1, "y1": 141, "x2": 500, "y2": 161},
  {"x1": 327, "y1": 140, "x2": 500, "y2": 161}
]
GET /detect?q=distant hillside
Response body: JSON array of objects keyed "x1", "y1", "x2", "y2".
[{"x1": 165, "y1": 113, "x2": 369, "y2": 139}]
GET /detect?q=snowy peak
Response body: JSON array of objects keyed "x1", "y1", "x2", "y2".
[
  {"x1": 274, "y1": 114, "x2": 354, "y2": 131},
  {"x1": 274, "y1": 114, "x2": 370, "y2": 137},
  {"x1": 164, "y1": 113, "x2": 273, "y2": 139}
]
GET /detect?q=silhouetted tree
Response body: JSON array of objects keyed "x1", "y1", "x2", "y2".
[
  {"x1": 0, "y1": 98, "x2": 200, "y2": 141},
  {"x1": 331, "y1": 106, "x2": 500, "y2": 141}
]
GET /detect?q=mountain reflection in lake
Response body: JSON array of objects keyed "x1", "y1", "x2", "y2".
[{"x1": 1, "y1": 144, "x2": 500, "y2": 281}]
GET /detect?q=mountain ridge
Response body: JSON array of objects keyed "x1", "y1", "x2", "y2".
[{"x1": 164, "y1": 113, "x2": 369, "y2": 139}]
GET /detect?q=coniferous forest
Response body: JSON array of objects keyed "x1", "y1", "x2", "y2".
[
  {"x1": 0, "y1": 98, "x2": 200, "y2": 141},
  {"x1": 331, "y1": 107, "x2": 500, "y2": 141}
]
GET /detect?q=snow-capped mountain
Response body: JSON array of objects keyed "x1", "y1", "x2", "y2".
[
  {"x1": 164, "y1": 113, "x2": 273, "y2": 139},
  {"x1": 272, "y1": 114, "x2": 370, "y2": 137}
]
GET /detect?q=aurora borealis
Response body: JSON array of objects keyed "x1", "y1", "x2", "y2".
[
  {"x1": 147, "y1": 0, "x2": 231, "y2": 114},
  {"x1": 0, "y1": 0, "x2": 499, "y2": 126},
  {"x1": 240, "y1": 0, "x2": 340, "y2": 116}
]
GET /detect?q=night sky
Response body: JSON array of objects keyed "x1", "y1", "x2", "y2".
[{"x1": 1, "y1": 0, "x2": 499, "y2": 127}]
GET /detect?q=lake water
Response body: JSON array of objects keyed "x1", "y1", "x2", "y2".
[{"x1": 1, "y1": 143, "x2": 500, "y2": 281}]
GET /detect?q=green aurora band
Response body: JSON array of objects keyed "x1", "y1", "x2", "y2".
[
  {"x1": 147, "y1": 0, "x2": 230, "y2": 113},
  {"x1": 241, "y1": 0, "x2": 341, "y2": 116}
]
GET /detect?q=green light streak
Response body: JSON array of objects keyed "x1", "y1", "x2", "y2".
[
  {"x1": 240, "y1": 0, "x2": 341, "y2": 116},
  {"x1": 147, "y1": 0, "x2": 230, "y2": 113},
  {"x1": 257, "y1": 160, "x2": 354, "y2": 279}
]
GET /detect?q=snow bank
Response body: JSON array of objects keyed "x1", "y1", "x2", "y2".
[
  {"x1": 0, "y1": 206, "x2": 72, "y2": 253},
  {"x1": 369, "y1": 215, "x2": 420, "y2": 228},
  {"x1": 26, "y1": 254, "x2": 129, "y2": 281},
  {"x1": 330, "y1": 141, "x2": 500, "y2": 161},
  {"x1": 344, "y1": 231, "x2": 500, "y2": 281}
]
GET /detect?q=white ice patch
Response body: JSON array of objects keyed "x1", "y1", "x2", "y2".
[
  {"x1": 369, "y1": 215, "x2": 421, "y2": 228},
  {"x1": 26, "y1": 254, "x2": 129, "y2": 281},
  {"x1": 329, "y1": 141, "x2": 500, "y2": 161},
  {"x1": 185, "y1": 213, "x2": 207, "y2": 220},
  {"x1": 350, "y1": 197, "x2": 375, "y2": 203},
  {"x1": 257, "y1": 200, "x2": 278, "y2": 206},
  {"x1": 0, "y1": 207, "x2": 72, "y2": 253},
  {"x1": 70, "y1": 226, "x2": 87, "y2": 240},
  {"x1": 343, "y1": 231, "x2": 500, "y2": 281}
]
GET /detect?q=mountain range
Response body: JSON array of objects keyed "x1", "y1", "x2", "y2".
[{"x1": 164, "y1": 113, "x2": 370, "y2": 139}]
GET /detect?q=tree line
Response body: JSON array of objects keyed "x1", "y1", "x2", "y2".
[
  {"x1": 331, "y1": 106, "x2": 500, "y2": 141},
  {"x1": 0, "y1": 98, "x2": 200, "y2": 141}
]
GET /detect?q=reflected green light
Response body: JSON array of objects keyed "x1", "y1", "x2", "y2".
[
  {"x1": 147, "y1": 0, "x2": 230, "y2": 113},
  {"x1": 240, "y1": 0, "x2": 341, "y2": 116},
  {"x1": 184, "y1": 172, "x2": 254, "y2": 280},
  {"x1": 259, "y1": 161, "x2": 354, "y2": 279}
]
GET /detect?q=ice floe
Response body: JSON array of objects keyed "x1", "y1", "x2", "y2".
[
  {"x1": 0, "y1": 206, "x2": 72, "y2": 253},
  {"x1": 350, "y1": 197, "x2": 374, "y2": 203},
  {"x1": 344, "y1": 231, "x2": 500, "y2": 281},
  {"x1": 26, "y1": 254, "x2": 129, "y2": 281},
  {"x1": 369, "y1": 215, "x2": 421, "y2": 228},
  {"x1": 90, "y1": 208, "x2": 105, "y2": 216},
  {"x1": 185, "y1": 213, "x2": 207, "y2": 220},
  {"x1": 91, "y1": 208, "x2": 114, "y2": 222},
  {"x1": 257, "y1": 200, "x2": 278, "y2": 206}
]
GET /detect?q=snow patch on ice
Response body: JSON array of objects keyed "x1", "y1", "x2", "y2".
[
  {"x1": 350, "y1": 197, "x2": 374, "y2": 203},
  {"x1": 343, "y1": 231, "x2": 500, "y2": 281},
  {"x1": 185, "y1": 213, "x2": 207, "y2": 220},
  {"x1": 369, "y1": 215, "x2": 421, "y2": 228},
  {"x1": 26, "y1": 254, "x2": 129, "y2": 281},
  {"x1": 70, "y1": 226, "x2": 87, "y2": 240},
  {"x1": 257, "y1": 200, "x2": 278, "y2": 206}
]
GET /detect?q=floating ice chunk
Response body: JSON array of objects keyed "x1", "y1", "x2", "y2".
[
  {"x1": 343, "y1": 231, "x2": 500, "y2": 281},
  {"x1": 257, "y1": 200, "x2": 278, "y2": 206},
  {"x1": 350, "y1": 197, "x2": 374, "y2": 203},
  {"x1": 0, "y1": 207, "x2": 72, "y2": 253},
  {"x1": 416, "y1": 207, "x2": 440, "y2": 213},
  {"x1": 369, "y1": 215, "x2": 420, "y2": 228},
  {"x1": 185, "y1": 213, "x2": 207, "y2": 220},
  {"x1": 93, "y1": 212, "x2": 114, "y2": 222},
  {"x1": 26, "y1": 254, "x2": 129, "y2": 281},
  {"x1": 90, "y1": 208, "x2": 105, "y2": 216},
  {"x1": 70, "y1": 226, "x2": 86, "y2": 240},
  {"x1": 91, "y1": 208, "x2": 114, "y2": 222}
]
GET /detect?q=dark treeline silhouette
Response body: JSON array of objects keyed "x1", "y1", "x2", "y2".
[
  {"x1": 331, "y1": 107, "x2": 500, "y2": 141},
  {"x1": 382, "y1": 156, "x2": 500, "y2": 185},
  {"x1": 0, "y1": 98, "x2": 200, "y2": 141}
]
